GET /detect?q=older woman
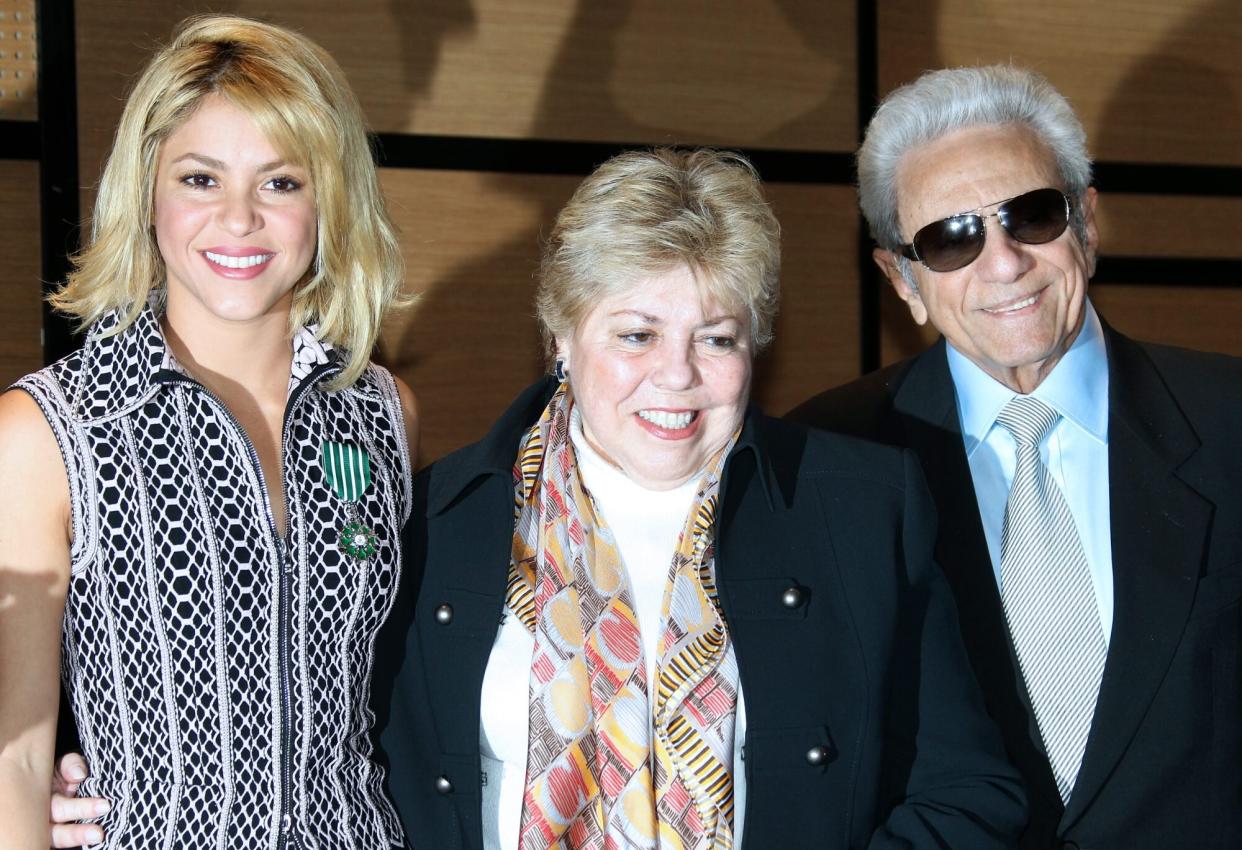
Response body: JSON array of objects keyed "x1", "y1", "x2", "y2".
[
  {"x1": 2, "y1": 16, "x2": 416, "y2": 849},
  {"x1": 372, "y1": 149, "x2": 1025, "y2": 849}
]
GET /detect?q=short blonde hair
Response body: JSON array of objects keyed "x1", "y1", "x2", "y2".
[
  {"x1": 51, "y1": 15, "x2": 405, "y2": 388},
  {"x1": 536, "y1": 148, "x2": 781, "y2": 363}
]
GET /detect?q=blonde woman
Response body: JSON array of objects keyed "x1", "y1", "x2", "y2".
[{"x1": 0, "y1": 16, "x2": 416, "y2": 849}]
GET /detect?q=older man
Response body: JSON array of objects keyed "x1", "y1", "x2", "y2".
[{"x1": 790, "y1": 66, "x2": 1241, "y2": 849}]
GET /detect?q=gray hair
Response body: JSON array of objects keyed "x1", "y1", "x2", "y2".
[
  {"x1": 537, "y1": 147, "x2": 781, "y2": 364},
  {"x1": 858, "y1": 65, "x2": 1093, "y2": 283}
]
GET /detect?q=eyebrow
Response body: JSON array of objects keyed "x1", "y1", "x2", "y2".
[
  {"x1": 169, "y1": 153, "x2": 291, "y2": 173},
  {"x1": 608, "y1": 309, "x2": 740, "y2": 328}
]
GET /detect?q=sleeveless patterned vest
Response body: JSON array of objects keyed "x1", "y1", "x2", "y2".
[{"x1": 14, "y1": 306, "x2": 412, "y2": 849}]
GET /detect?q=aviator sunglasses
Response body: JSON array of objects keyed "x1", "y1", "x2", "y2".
[{"x1": 897, "y1": 187, "x2": 1072, "y2": 272}]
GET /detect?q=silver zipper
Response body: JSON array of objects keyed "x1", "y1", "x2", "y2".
[{"x1": 163, "y1": 363, "x2": 335, "y2": 848}]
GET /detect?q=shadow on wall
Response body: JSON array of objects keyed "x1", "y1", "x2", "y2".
[
  {"x1": 381, "y1": 0, "x2": 856, "y2": 462},
  {"x1": 370, "y1": 0, "x2": 478, "y2": 130},
  {"x1": 1088, "y1": 0, "x2": 1242, "y2": 352},
  {"x1": 383, "y1": 1, "x2": 640, "y2": 464},
  {"x1": 1094, "y1": 0, "x2": 1241, "y2": 169},
  {"x1": 875, "y1": 0, "x2": 944, "y2": 366}
]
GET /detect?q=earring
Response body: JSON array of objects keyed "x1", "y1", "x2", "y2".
[{"x1": 554, "y1": 359, "x2": 568, "y2": 382}]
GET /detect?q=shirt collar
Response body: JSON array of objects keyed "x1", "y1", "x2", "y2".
[{"x1": 947, "y1": 299, "x2": 1110, "y2": 456}]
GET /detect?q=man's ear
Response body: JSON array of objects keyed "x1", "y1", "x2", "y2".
[
  {"x1": 1079, "y1": 186, "x2": 1100, "y2": 279},
  {"x1": 874, "y1": 248, "x2": 928, "y2": 326}
]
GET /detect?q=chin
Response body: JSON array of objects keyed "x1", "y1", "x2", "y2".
[{"x1": 196, "y1": 289, "x2": 293, "y2": 323}]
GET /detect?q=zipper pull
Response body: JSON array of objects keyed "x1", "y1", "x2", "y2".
[{"x1": 279, "y1": 537, "x2": 294, "y2": 574}]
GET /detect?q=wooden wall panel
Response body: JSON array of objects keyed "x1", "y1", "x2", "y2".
[
  {"x1": 0, "y1": 160, "x2": 42, "y2": 386},
  {"x1": 1091, "y1": 285, "x2": 1242, "y2": 356},
  {"x1": 376, "y1": 168, "x2": 577, "y2": 465},
  {"x1": 1096, "y1": 193, "x2": 1242, "y2": 259},
  {"x1": 0, "y1": 0, "x2": 37, "y2": 119},
  {"x1": 363, "y1": 0, "x2": 857, "y2": 151},
  {"x1": 63, "y1": 0, "x2": 1240, "y2": 450},
  {"x1": 76, "y1": 0, "x2": 856, "y2": 217},
  {"x1": 878, "y1": 0, "x2": 1242, "y2": 166},
  {"x1": 756, "y1": 184, "x2": 858, "y2": 415}
]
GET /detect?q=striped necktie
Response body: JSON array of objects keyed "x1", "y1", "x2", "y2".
[{"x1": 996, "y1": 395, "x2": 1107, "y2": 803}]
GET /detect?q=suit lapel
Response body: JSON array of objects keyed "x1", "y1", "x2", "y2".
[
  {"x1": 1060, "y1": 329, "x2": 1211, "y2": 827},
  {"x1": 891, "y1": 343, "x2": 1065, "y2": 815}
]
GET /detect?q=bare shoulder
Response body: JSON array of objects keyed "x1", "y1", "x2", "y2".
[
  {"x1": 0, "y1": 387, "x2": 62, "y2": 466},
  {"x1": 0, "y1": 387, "x2": 71, "y2": 548},
  {"x1": 391, "y1": 375, "x2": 421, "y2": 468}
]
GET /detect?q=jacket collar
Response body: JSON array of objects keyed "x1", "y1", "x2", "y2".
[
  {"x1": 68, "y1": 302, "x2": 338, "y2": 423},
  {"x1": 724, "y1": 403, "x2": 786, "y2": 511},
  {"x1": 428, "y1": 375, "x2": 785, "y2": 515}
]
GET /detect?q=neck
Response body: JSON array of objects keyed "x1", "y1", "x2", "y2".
[
  {"x1": 989, "y1": 359, "x2": 1059, "y2": 395},
  {"x1": 161, "y1": 298, "x2": 294, "y2": 400}
]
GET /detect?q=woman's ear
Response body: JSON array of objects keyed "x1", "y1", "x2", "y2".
[{"x1": 552, "y1": 337, "x2": 570, "y2": 381}]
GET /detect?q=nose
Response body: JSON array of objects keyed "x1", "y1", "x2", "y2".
[
  {"x1": 652, "y1": 339, "x2": 698, "y2": 391},
  {"x1": 974, "y1": 217, "x2": 1034, "y2": 284},
  {"x1": 217, "y1": 188, "x2": 263, "y2": 236}
]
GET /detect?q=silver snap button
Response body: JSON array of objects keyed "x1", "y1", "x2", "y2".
[
  {"x1": 805, "y1": 745, "x2": 829, "y2": 766},
  {"x1": 434, "y1": 603, "x2": 453, "y2": 625},
  {"x1": 781, "y1": 586, "x2": 804, "y2": 609},
  {"x1": 435, "y1": 775, "x2": 454, "y2": 794}
]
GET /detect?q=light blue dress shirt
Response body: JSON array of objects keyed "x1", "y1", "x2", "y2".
[{"x1": 947, "y1": 301, "x2": 1114, "y2": 645}]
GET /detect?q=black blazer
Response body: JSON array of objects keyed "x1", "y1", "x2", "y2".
[
  {"x1": 788, "y1": 327, "x2": 1242, "y2": 850},
  {"x1": 372, "y1": 377, "x2": 1027, "y2": 850}
]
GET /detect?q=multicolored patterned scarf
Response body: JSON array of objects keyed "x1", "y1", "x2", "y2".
[{"x1": 507, "y1": 384, "x2": 740, "y2": 850}]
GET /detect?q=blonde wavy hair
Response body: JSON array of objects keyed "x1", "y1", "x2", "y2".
[
  {"x1": 51, "y1": 15, "x2": 405, "y2": 388},
  {"x1": 536, "y1": 148, "x2": 781, "y2": 365}
]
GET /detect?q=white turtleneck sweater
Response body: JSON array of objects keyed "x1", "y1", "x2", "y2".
[{"x1": 477, "y1": 411, "x2": 748, "y2": 849}]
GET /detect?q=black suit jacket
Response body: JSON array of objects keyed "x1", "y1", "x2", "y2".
[
  {"x1": 373, "y1": 377, "x2": 1027, "y2": 849},
  {"x1": 788, "y1": 327, "x2": 1242, "y2": 850}
]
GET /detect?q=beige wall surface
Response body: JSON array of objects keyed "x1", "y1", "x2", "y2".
[
  {"x1": 76, "y1": 0, "x2": 857, "y2": 217},
  {"x1": 0, "y1": 159, "x2": 41, "y2": 387},
  {"x1": 879, "y1": 0, "x2": 1242, "y2": 166},
  {"x1": 0, "y1": 0, "x2": 1225, "y2": 463}
]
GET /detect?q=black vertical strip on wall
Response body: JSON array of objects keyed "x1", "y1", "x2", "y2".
[
  {"x1": 855, "y1": 0, "x2": 880, "y2": 375},
  {"x1": 0, "y1": 119, "x2": 41, "y2": 158},
  {"x1": 35, "y1": 0, "x2": 85, "y2": 759},
  {"x1": 36, "y1": 0, "x2": 82, "y2": 364}
]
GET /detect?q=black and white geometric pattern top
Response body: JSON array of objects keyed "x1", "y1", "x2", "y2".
[{"x1": 12, "y1": 304, "x2": 413, "y2": 850}]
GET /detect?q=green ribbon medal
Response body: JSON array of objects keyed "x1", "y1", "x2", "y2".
[{"x1": 321, "y1": 440, "x2": 378, "y2": 561}]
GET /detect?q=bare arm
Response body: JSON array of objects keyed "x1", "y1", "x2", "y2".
[{"x1": 0, "y1": 388, "x2": 72, "y2": 848}]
